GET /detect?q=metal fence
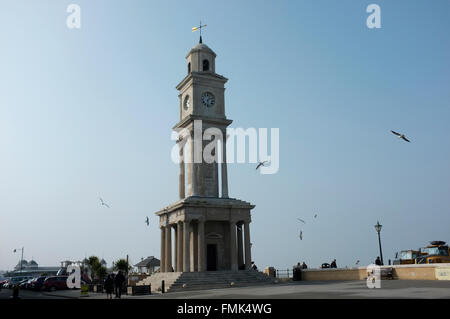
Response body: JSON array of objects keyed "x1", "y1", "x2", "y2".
[{"x1": 275, "y1": 268, "x2": 294, "y2": 279}]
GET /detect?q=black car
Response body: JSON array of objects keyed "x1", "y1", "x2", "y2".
[{"x1": 30, "y1": 276, "x2": 47, "y2": 291}]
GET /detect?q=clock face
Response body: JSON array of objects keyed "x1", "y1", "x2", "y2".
[
  {"x1": 183, "y1": 95, "x2": 190, "y2": 110},
  {"x1": 201, "y1": 92, "x2": 215, "y2": 108}
]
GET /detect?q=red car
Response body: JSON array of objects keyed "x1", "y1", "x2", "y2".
[{"x1": 43, "y1": 276, "x2": 69, "y2": 291}]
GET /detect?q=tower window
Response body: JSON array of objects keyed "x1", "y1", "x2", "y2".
[
  {"x1": 203, "y1": 59, "x2": 210, "y2": 71},
  {"x1": 188, "y1": 62, "x2": 191, "y2": 74}
]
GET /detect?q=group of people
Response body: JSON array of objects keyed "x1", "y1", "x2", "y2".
[
  {"x1": 103, "y1": 270, "x2": 126, "y2": 299},
  {"x1": 295, "y1": 262, "x2": 308, "y2": 269}
]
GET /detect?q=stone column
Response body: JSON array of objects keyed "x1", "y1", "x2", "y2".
[
  {"x1": 197, "y1": 220, "x2": 206, "y2": 272},
  {"x1": 230, "y1": 221, "x2": 238, "y2": 271},
  {"x1": 193, "y1": 164, "x2": 199, "y2": 196},
  {"x1": 177, "y1": 222, "x2": 183, "y2": 272},
  {"x1": 186, "y1": 133, "x2": 194, "y2": 196},
  {"x1": 237, "y1": 223, "x2": 244, "y2": 269},
  {"x1": 191, "y1": 132, "x2": 199, "y2": 196},
  {"x1": 190, "y1": 223, "x2": 197, "y2": 272},
  {"x1": 183, "y1": 220, "x2": 191, "y2": 272},
  {"x1": 174, "y1": 226, "x2": 178, "y2": 272},
  {"x1": 244, "y1": 221, "x2": 251, "y2": 269},
  {"x1": 165, "y1": 225, "x2": 172, "y2": 272},
  {"x1": 221, "y1": 132, "x2": 229, "y2": 198},
  {"x1": 178, "y1": 140, "x2": 185, "y2": 199},
  {"x1": 160, "y1": 226, "x2": 166, "y2": 273}
]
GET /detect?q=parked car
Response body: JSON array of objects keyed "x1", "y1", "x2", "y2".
[
  {"x1": 43, "y1": 276, "x2": 69, "y2": 291},
  {"x1": 0, "y1": 279, "x2": 8, "y2": 289},
  {"x1": 18, "y1": 279, "x2": 31, "y2": 289},
  {"x1": 22, "y1": 277, "x2": 37, "y2": 289},
  {"x1": 5, "y1": 276, "x2": 33, "y2": 288},
  {"x1": 30, "y1": 276, "x2": 47, "y2": 291},
  {"x1": 2, "y1": 279, "x2": 10, "y2": 288}
]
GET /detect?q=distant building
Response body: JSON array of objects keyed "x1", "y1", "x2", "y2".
[
  {"x1": 6, "y1": 259, "x2": 60, "y2": 277},
  {"x1": 134, "y1": 256, "x2": 160, "y2": 274}
]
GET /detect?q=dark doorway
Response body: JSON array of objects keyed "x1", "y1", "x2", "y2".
[{"x1": 207, "y1": 244, "x2": 217, "y2": 271}]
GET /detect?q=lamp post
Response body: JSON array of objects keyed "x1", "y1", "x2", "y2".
[
  {"x1": 13, "y1": 247, "x2": 24, "y2": 272},
  {"x1": 374, "y1": 221, "x2": 384, "y2": 265}
]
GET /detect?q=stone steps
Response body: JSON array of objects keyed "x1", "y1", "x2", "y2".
[
  {"x1": 168, "y1": 271, "x2": 274, "y2": 293},
  {"x1": 135, "y1": 270, "x2": 275, "y2": 293}
]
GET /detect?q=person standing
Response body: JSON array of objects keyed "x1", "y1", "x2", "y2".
[
  {"x1": 114, "y1": 271, "x2": 125, "y2": 299},
  {"x1": 104, "y1": 274, "x2": 114, "y2": 299}
]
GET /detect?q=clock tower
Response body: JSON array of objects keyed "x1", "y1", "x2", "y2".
[
  {"x1": 156, "y1": 39, "x2": 255, "y2": 275},
  {"x1": 174, "y1": 41, "x2": 232, "y2": 198}
]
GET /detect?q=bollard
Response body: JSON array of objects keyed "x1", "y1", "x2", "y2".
[
  {"x1": 161, "y1": 280, "x2": 165, "y2": 294},
  {"x1": 12, "y1": 285, "x2": 20, "y2": 299}
]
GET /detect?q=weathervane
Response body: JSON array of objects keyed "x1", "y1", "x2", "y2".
[{"x1": 192, "y1": 21, "x2": 207, "y2": 43}]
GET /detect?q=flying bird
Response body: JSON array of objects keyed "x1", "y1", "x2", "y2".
[
  {"x1": 99, "y1": 197, "x2": 110, "y2": 208},
  {"x1": 355, "y1": 260, "x2": 360, "y2": 265},
  {"x1": 256, "y1": 161, "x2": 269, "y2": 170},
  {"x1": 145, "y1": 216, "x2": 149, "y2": 226},
  {"x1": 391, "y1": 130, "x2": 410, "y2": 143},
  {"x1": 297, "y1": 218, "x2": 306, "y2": 224},
  {"x1": 314, "y1": 214, "x2": 318, "y2": 218},
  {"x1": 298, "y1": 231, "x2": 303, "y2": 240}
]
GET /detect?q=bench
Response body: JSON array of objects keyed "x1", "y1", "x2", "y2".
[{"x1": 127, "y1": 285, "x2": 151, "y2": 296}]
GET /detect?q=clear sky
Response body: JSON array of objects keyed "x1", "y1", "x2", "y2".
[{"x1": 1, "y1": 0, "x2": 449, "y2": 271}]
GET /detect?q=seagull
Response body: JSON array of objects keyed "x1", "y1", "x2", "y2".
[
  {"x1": 297, "y1": 218, "x2": 306, "y2": 224},
  {"x1": 99, "y1": 197, "x2": 110, "y2": 208},
  {"x1": 391, "y1": 130, "x2": 410, "y2": 143},
  {"x1": 298, "y1": 231, "x2": 303, "y2": 240},
  {"x1": 145, "y1": 216, "x2": 149, "y2": 226},
  {"x1": 355, "y1": 260, "x2": 360, "y2": 265},
  {"x1": 256, "y1": 161, "x2": 269, "y2": 170},
  {"x1": 314, "y1": 214, "x2": 318, "y2": 218}
]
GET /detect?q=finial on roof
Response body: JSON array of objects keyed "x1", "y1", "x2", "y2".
[{"x1": 192, "y1": 21, "x2": 207, "y2": 44}]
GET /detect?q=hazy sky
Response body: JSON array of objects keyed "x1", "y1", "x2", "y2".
[{"x1": 1, "y1": 0, "x2": 449, "y2": 271}]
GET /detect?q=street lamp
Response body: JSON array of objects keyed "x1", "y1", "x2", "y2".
[
  {"x1": 13, "y1": 247, "x2": 24, "y2": 272},
  {"x1": 374, "y1": 221, "x2": 384, "y2": 265}
]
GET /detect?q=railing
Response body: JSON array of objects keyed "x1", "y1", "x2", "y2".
[{"x1": 275, "y1": 268, "x2": 294, "y2": 279}]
